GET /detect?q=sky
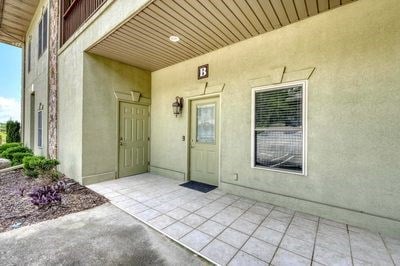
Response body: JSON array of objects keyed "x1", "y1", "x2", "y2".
[{"x1": 0, "y1": 43, "x2": 21, "y2": 123}]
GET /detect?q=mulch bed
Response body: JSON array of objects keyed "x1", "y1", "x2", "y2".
[{"x1": 0, "y1": 169, "x2": 108, "y2": 233}]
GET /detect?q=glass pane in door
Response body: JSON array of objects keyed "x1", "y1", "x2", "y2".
[{"x1": 196, "y1": 103, "x2": 215, "y2": 144}]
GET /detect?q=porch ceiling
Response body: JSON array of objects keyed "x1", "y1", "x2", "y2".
[
  {"x1": 88, "y1": 0, "x2": 356, "y2": 71},
  {"x1": 0, "y1": 0, "x2": 39, "y2": 47}
]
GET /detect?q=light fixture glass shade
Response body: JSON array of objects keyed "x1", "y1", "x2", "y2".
[{"x1": 172, "y1": 97, "x2": 183, "y2": 117}]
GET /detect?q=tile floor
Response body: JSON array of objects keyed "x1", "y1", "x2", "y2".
[{"x1": 87, "y1": 173, "x2": 400, "y2": 266}]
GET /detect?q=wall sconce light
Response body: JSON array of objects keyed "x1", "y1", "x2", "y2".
[{"x1": 172, "y1": 96, "x2": 183, "y2": 117}]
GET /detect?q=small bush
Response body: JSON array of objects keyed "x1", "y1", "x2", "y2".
[
  {"x1": 23, "y1": 156, "x2": 45, "y2": 178},
  {"x1": 29, "y1": 186, "x2": 61, "y2": 207},
  {"x1": 23, "y1": 156, "x2": 60, "y2": 180},
  {"x1": 28, "y1": 181, "x2": 66, "y2": 207},
  {"x1": 6, "y1": 120, "x2": 21, "y2": 143},
  {"x1": 0, "y1": 142, "x2": 21, "y2": 154},
  {"x1": 1, "y1": 146, "x2": 33, "y2": 161},
  {"x1": 11, "y1": 152, "x2": 34, "y2": 166},
  {"x1": 39, "y1": 158, "x2": 60, "y2": 171},
  {"x1": 25, "y1": 169, "x2": 39, "y2": 178}
]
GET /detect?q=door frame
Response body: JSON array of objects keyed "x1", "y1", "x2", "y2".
[
  {"x1": 115, "y1": 94, "x2": 151, "y2": 179},
  {"x1": 186, "y1": 93, "x2": 222, "y2": 187}
]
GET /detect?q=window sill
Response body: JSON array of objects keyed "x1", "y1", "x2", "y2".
[{"x1": 251, "y1": 165, "x2": 306, "y2": 176}]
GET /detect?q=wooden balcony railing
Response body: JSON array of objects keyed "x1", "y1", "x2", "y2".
[{"x1": 61, "y1": 0, "x2": 107, "y2": 45}]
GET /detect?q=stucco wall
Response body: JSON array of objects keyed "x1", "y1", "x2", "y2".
[
  {"x1": 151, "y1": 0, "x2": 400, "y2": 234},
  {"x1": 57, "y1": 0, "x2": 150, "y2": 181},
  {"x1": 57, "y1": 43, "x2": 83, "y2": 181},
  {"x1": 81, "y1": 53, "x2": 151, "y2": 184},
  {"x1": 23, "y1": 0, "x2": 49, "y2": 156}
]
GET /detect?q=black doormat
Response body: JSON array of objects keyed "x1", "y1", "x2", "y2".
[{"x1": 180, "y1": 181, "x2": 217, "y2": 193}]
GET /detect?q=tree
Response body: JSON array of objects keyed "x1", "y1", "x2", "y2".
[{"x1": 6, "y1": 120, "x2": 21, "y2": 143}]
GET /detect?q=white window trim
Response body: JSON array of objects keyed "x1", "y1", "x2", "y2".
[{"x1": 251, "y1": 80, "x2": 308, "y2": 176}]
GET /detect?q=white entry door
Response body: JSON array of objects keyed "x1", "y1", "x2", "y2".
[
  {"x1": 190, "y1": 97, "x2": 220, "y2": 186},
  {"x1": 118, "y1": 102, "x2": 149, "y2": 178}
]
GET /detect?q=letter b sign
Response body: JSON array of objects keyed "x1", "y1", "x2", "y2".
[{"x1": 198, "y1": 64, "x2": 209, "y2": 80}]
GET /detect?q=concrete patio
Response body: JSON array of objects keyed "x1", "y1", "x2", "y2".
[
  {"x1": 0, "y1": 203, "x2": 208, "y2": 265},
  {"x1": 88, "y1": 174, "x2": 400, "y2": 266}
]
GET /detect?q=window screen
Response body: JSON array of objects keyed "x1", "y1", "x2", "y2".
[
  {"x1": 38, "y1": 111, "x2": 43, "y2": 148},
  {"x1": 254, "y1": 85, "x2": 304, "y2": 173}
]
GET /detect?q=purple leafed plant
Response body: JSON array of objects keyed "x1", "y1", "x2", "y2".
[
  {"x1": 52, "y1": 180, "x2": 67, "y2": 192},
  {"x1": 28, "y1": 186, "x2": 61, "y2": 207},
  {"x1": 28, "y1": 181, "x2": 67, "y2": 207}
]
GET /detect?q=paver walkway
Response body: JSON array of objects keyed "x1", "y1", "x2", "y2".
[{"x1": 88, "y1": 173, "x2": 400, "y2": 266}]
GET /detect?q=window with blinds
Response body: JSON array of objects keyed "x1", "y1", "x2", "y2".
[
  {"x1": 28, "y1": 39, "x2": 31, "y2": 72},
  {"x1": 252, "y1": 82, "x2": 306, "y2": 174},
  {"x1": 38, "y1": 9, "x2": 48, "y2": 58},
  {"x1": 38, "y1": 111, "x2": 43, "y2": 148},
  {"x1": 43, "y1": 9, "x2": 48, "y2": 52},
  {"x1": 38, "y1": 19, "x2": 42, "y2": 57}
]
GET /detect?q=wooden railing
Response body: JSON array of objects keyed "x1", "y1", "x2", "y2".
[{"x1": 61, "y1": 0, "x2": 107, "y2": 45}]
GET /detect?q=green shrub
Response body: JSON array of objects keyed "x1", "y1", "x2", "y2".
[
  {"x1": 5, "y1": 120, "x2": 21, "y2": 143},
  {"x1": 24, "y1": 169, "x2": 39, "y2": 178},
  {"x1": 39, "y1": 158, "x2": 60, "y2": 171},
  {"x1": 23, "y1": 156, "x2": 60, "y2": 180},
  {"x1": 23, "y1": 156, "x2": 43, "y2": 178},
  {"x1": 11, "y1": 152, "x2": 34, "y2": 166},
  {"x1": 0, "y1": 142, "x2": 21, "y2": 154},
  {"x1": 1, "y1": 146, "x2": 33, "y2": 161}
]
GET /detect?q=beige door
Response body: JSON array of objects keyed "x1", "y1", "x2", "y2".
[
  {"x1": 190, "y1": 97, "x2": 219, "y2": 186},
  {"x1": 118, "y1": 102, "x2": 149, "y2": 178}
]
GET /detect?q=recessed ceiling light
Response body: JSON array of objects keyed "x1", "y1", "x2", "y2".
[{"x1": 169, "y1": 35, "x2": 180, "y2": 42}]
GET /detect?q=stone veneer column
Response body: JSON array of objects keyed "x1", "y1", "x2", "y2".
[{"x1": 47, "y1": 0, "x2": 59, "y2": 159}]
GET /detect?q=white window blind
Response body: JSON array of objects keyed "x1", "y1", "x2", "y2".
[
  {"x1": 28, "y1": 40, "x2": 31, "y2": 72},
  {"x1": 253, "y1": 83, "x2": 305, "y2": 174},
  {"x1": 38, "y1": 111, "x2": 43, "y2": 148},
  {"x1": 38, "y1": 19, "x2": 42, "y2": 57},
  {"x1": 43, "y1": 9, "x2": 48, "y2": 52},
  {"x1": 38, "y1": 9, "x2": 48, "y2": 58}
]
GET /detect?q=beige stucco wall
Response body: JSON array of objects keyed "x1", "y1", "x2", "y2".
[
  {"x1": 23, "y1": 0, "x2": 49, "y2": 156},
  {"x1": 151, "y1": 0, "x2": 400, "y2": 235},
  {"x1": 57, "y1": 0, "x2": 150, "y2": 182},
  {"x1": 81, "y1": 53, "x2": 151, "y2": 184}
]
